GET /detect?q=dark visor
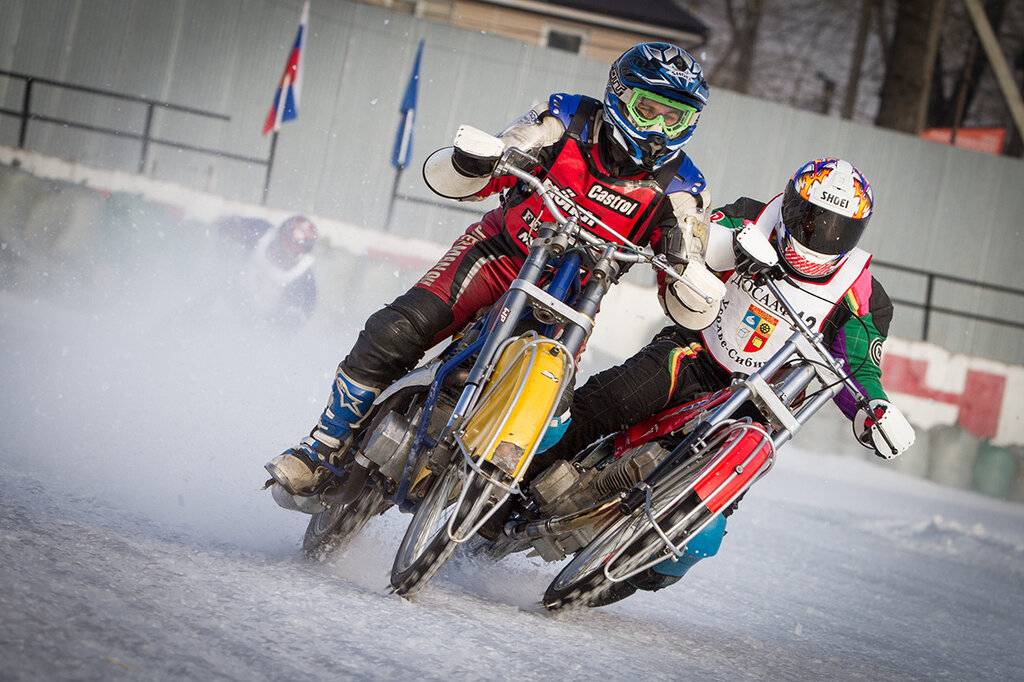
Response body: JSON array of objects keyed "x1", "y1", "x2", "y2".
[{"x1": 782, "y1": 184, "x2": 868, "y2": 256}]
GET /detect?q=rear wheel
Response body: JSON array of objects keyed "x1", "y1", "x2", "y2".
[
  {"x1": 303, "y1": 388, "x2": 425, "y2": 560},
  {"x1": 303, "y1": 484, "x2": 388, "y2": 560}
]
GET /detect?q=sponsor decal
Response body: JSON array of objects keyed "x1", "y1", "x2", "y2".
[
  {"x1": 541, "y1": 178, "x2": 600, "y2": 228},
  {"x1": 709, "y1": 210, "x2": 724, "y2": 222},
  {"x1": 820, "y1": 190, "x2": 850, "y2": 210},
  {"x1": 608, "y1": 69, "x2": 626, "y2": 96},
  {"x1": 869, "y1": 337, "x2": 883, "y2": 366},
  {"x1": 731, "y1": 273, "x2": 817, "y2": 329},
  {"x1": 585, "y1": 183, "x2": 640, "y2": 217},
  {"x1": 418, "y1": 233, "x2": 476, "y2": 287},
  {"x1": 738, "y1": 304, "x2": 779, "y2": 353}
]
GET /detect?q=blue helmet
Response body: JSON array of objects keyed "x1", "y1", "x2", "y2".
[{"x1": 603, "y1": 42, "x2": 709, "y2": 170}]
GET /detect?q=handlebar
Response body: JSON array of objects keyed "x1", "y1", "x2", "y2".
[{"x1": 494, "y1": 147, "x2": 698, "y2": 282}]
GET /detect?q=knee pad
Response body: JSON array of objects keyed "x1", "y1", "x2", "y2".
[{"x1": 344, "y1": 289, "x2": 453, "y2": 386}]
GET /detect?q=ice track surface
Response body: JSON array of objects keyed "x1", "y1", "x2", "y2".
[{"x1": 2, "y1": 274, "x2": 1023, "y2": 680}]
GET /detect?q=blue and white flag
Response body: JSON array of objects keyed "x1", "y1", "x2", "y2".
[{"x1": 391, "y1": 39, "x2": 424, "y2": 170}]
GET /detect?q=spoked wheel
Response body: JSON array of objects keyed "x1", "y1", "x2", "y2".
[
  {"x1": 545, "y1": 439, "x2": 728, "y2": 610},
  {"x1": 303, "y1": 484, "x2": 388, "y2": 560},
  {"x1": 542, "y1": 508, "x2": 650, "y2": 610},
  {"x1": 390, "y1": 462, "x2": 492, "y2": 597},
  {"x1": 544, "y1": 493, "x2": 710, "y2": 610}
]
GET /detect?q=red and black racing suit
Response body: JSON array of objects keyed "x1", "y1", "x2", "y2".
[{"x1": 340, "y1": 95, "x2": 710, "y2": 392}]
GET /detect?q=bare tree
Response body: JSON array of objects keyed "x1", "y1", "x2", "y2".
[
  {"x1": 875, "y1": 0, "x2": 948, "y2": 133},
  {"x1": 709, "y1": 0, "x2": 765, "y2": 94}
]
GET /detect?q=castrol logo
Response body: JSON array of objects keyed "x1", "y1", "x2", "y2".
[{"x1": 585, "y1": 183, "x2": 640, "y2": 217}]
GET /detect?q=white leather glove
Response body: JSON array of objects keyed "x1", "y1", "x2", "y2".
[
  {"x1": 855, "y1": 399, "x2": 915, "y2": 459},
  {"x1": 661, "y1": 259, "x2": 726, "y2": 331},
  {"x1": 422, "y1": 125, "x2": 506, "y2": 199},
  {"x1": 451, "y1": 124, "x2": 506, "y2": 177}
]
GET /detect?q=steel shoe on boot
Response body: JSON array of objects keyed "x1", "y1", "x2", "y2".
[{"x1": 266, "y1": 366, "x2": 379, "y2": 497}]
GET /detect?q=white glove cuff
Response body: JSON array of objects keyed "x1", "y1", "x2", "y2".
[{"x1": 422, "y1": 148, "x2": 489, "y2": 199}]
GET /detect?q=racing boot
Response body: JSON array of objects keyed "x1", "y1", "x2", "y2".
[
  {"x1": 266, "y1": 365, "x2": 380, "y2": 497},
  {"x1": 589, "y1": 514, "x2": 726, "y2": 607}
]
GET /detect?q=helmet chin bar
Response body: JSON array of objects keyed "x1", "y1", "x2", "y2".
[
  {"x1": 774, "y1": 226, "x2": 844, "y2": 279},
  {"x1": 607, "y1": 125, "x2": 680, "y2": 171}
]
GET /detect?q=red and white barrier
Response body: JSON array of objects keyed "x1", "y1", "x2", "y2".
[{"x1": 882, "y1": 338, "x2": 1024, "y2": 447}]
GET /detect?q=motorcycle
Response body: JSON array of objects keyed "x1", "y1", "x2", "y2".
[
  {"x1": 285, "y1": 140, "x2": 709, "y2": 580},
  {"x1": 468, "y1": 222, "x2": 903, "y2": 610},
  {"x1": 289, "y1": 138, "x2": 897, "y2": 610}
]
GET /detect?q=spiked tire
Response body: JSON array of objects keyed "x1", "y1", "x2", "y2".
[
  {"x1": 303, "y1": 485, "x2": 387, "y2": 560},
  {"x1": 390, "y1": 464, "x2": 490, "y2": 597}
]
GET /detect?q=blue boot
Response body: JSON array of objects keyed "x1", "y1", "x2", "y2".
[
  {"x1": 266, "y1": 365, "x2": 379, "y2": 496},
  {"x1": 649, "y1": 513, "x2": 727, "y2": 583},
  {"x1": 590, "y1": 514, "x2": 727, "y2": 607}
]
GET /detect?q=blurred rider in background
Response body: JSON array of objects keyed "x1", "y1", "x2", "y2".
[
  {"x1": 266, "y1": 42, "x2": 727, "y2": 502},
  {"x1": 543, "y1": 157, "x2": 917, "y2": 606},
  {"x1": 216, "y1": 214, "x2": 318, "y2": 327}
]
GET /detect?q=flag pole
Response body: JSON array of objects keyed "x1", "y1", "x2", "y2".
[
  {"x1": 262, "y1": 130, "x2": 279, "y2": 206},
  {"x1": 384, "y1": 165, "x2": 402, "y2": 231},
  {"x1": 387, "y1": 39, "x2": 424, "y2": 232}
]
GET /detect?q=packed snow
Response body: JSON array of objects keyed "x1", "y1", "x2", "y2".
[{"x1": 1, "y1": 213, "x2": 1022, "y2": 680}]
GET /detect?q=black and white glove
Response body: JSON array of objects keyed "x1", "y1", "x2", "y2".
[
  {"x1": 855, "y1": 399, "x2": 915, "y2": 459},
  {"x1": 661, "y1": 259, "x2": 726, "y2": 331},
  {"x1": 450, "y1": 124, "x2": 505, "y2": 177}
]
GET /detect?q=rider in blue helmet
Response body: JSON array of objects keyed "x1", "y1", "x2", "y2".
[
  {"x1": 266, "y1": 42, "x2": 721, "y2": 502},
  {"x1": 603, "y1": 42, "x2": 710, "y2": 171}
]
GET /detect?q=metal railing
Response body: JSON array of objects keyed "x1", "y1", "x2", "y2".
[
  {"x1": 872, "y1": 259, "x2": 1024, "y2": 340},
  {"x1": 0, "y1": 70, "x2": 276, "y2": 203}
]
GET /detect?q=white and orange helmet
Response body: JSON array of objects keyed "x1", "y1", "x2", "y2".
[{"x1": 778, "y1": 158, "x2": 874, "y2": 278}]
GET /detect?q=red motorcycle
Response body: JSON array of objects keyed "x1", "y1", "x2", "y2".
[{"x1": 472, "y1": 223, "x2": 902, "y2": 610}]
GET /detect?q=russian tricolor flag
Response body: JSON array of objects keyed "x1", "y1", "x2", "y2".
[{"x1": 263, "y1": 1, "x2": 309, "y2": 135}]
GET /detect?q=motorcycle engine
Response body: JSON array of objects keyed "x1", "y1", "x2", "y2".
[
  {"x1": 532, "y1": 441, "x2": 672, "y2": 518},
  {"x1": 520, "y1": 440, "x2": 671, "y2": 557},
  {"x1": 526, "y1": 441, "x2": 672, "y2": 560}
]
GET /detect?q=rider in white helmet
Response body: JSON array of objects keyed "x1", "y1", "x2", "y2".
[{"x1": 546, "y1": 157, "x2": 916, "y2": 606}]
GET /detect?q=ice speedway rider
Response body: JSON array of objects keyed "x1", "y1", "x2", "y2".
[
  {"x1": 540, "y1": 157, "x2": 917, "y2": 606},
  {"x1": 216, "y1": 213, "x2": 319, "y2": 325},
  {"x1": 265, "y1": 42, "x2": 721, "y2": 499}
]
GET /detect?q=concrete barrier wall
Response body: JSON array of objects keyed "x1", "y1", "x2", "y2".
[
  {"x1": 2, "y1": 148, "x2": 1021, "y2": 503},
  {"x1": 2, "y1": 0, "x2": 1023, "y2": 364}
]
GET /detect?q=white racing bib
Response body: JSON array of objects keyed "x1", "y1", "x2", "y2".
[{"x1": 700, "y1": 196, "x2": 870, "y2": 374}]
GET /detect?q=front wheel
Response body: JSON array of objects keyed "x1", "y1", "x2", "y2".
[
  {"x1": 389, "y1": 463, "x2": 490, "y2": 597},
  {"x1": 545, "y1": 458, "x2": 724, "y2": 610}
]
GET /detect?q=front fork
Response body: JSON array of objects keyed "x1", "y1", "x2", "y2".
[{"x1": 444, "y1": 235, "x2": 619, "y2": 438}]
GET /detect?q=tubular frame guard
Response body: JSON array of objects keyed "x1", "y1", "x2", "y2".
[
  {"x1": 603, "y1": 421, "x2": 775, "y2": 583},
  {"x1": 445, "y1": 333, "x2": 573, "y2": 544}
]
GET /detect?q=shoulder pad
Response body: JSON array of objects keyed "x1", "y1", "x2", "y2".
[
  {"x1": 665, "y1": 154, "x2": 707, "y2": 196},
  {"x1": 547, "y1": 93, "x2": 600, "y2": 129}
]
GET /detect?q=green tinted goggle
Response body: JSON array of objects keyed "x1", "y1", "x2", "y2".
[{"x1": 625, "y1": 88, "x2": 698, "y2": 139}]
